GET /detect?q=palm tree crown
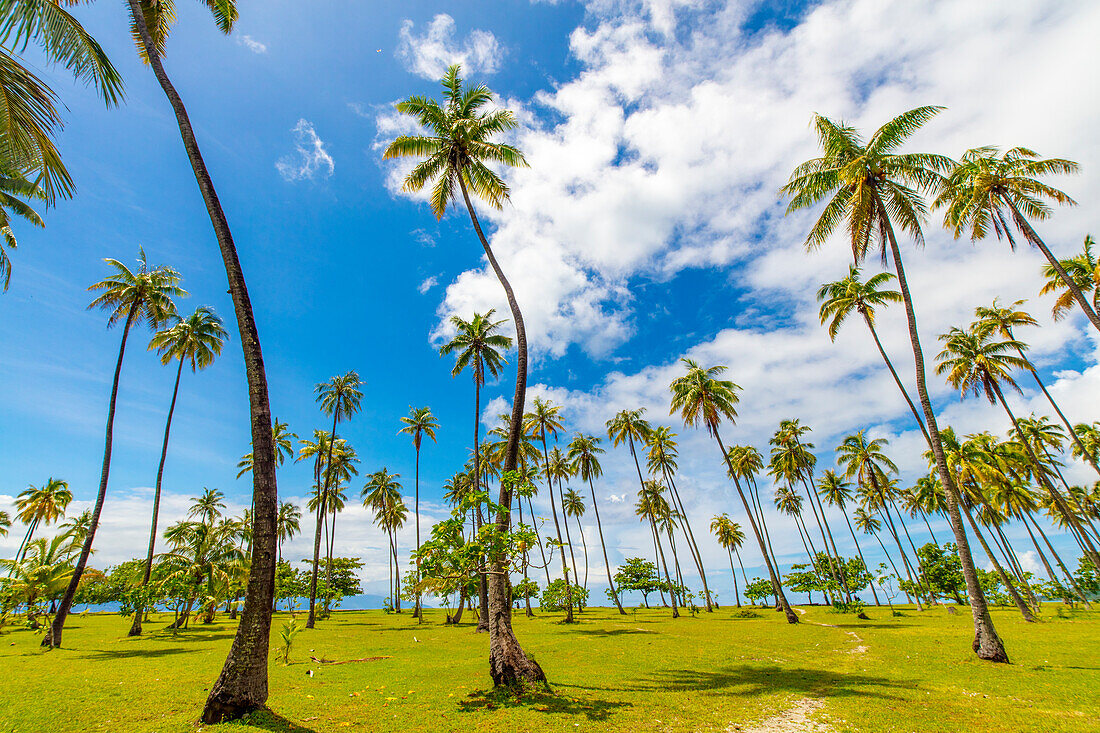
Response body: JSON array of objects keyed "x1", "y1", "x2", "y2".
[
  {"x1": 87, "y1": 250, "x2": 186, "y2": 330},
  {"x1": 149, "y1": 305, "x2": 227, "y2": 371},
  {"x1": 668, "y1": 358, "x2": 740, "y2": 437},
  {"x1": 816, "y1": 265, "x2": 901, "y2": 340}
]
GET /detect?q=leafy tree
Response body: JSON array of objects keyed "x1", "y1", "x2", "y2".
[
  {"x1": 783, "y1": 564, "x2": 824, "y2": 604},
  {"x1": 916, "y1": 542, "x2": 965, "y2": 604},
  {"x1": 540, "y1": 578, "x2": 588, "y2": 612},
  {"x1": 273, "y1": 561, "x2": 306, "y2": 613},
  {"x1": 50, "y1": 252, "x2": 183, "y2": 648},
  {"x1": 742, "y1": 578, "x2": 774, "y2": 607},
  {"x1": 613, "y1": 558, "x2": 662, "y2": 608},
  {"x1": 512, "y1": 578, "x2": 539, "y2": 607},
  {"x1": 131, "y1": 305, "x2": 226, "y2": 636},
  {"x1": 783, "y1": 107, "x2": 1008, "y2": 662},
  {"x1": 384, "y1": 64, "x2": 541, "y2": 685}
]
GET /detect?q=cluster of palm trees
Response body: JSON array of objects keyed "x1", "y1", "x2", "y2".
[{"x1": 782, "y1": 104, "x2": 1099, "y2": 663}]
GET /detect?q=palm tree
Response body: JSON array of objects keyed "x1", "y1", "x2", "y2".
[
  {"x1": 189, "y1": 488, "x2": 226, "y2": 526},
  {"x1": 161, "y1": 516, "x2": 245, "y2": 628},
  {"x1": 547, "y1": 446, "x2": 581, "y2": 611},
  {"x1": 399, "y1": 406, "x2": 439, "y2": 623},
  {"x1": 306, "y1": 371, "x2": 364, "y2": 628},
  {"x1": 936, "y1": 325, "x2": 1100, "y2": 568},
  {"x1": 817, "y1": 470, "x2": 880, "y2": 605},
  {"x1": 637, "y1": 480, "x2": 679, "y2": 616},
  {"x1": 236, "y1": 419, "x2": 298, "y2": 480},
  {"x1": 0, "y1": 0, "x2": 123, "y2": 289},
  {"x1": 48, "y1": 252, "x2": 183, "y2": 648},
  {"x1": 645, "y1": 425, "x2": 714, "y2": 611},
  {"x1": 567, "y1": 433, "x2": 626, "y2": 615},
  {"x1": 935, "y1": 146, "x2": 1097, "y2": 331},
  {"x1": 976, "y1": 299, "x2": 1100, "y2": 477},
  {"x1": 0, "y1": 532, "x2": 80, "y2": 628},
  {"x1": 12, "y1": 478, "x2": 71, "y2": 565},
  {"x1": 383, "y1": 64, "x2": 540, "y2": 684},
  {"x1": 818, "y1": 266, "x2": 931, "y2": 445},
  {"x1": 316, "y1": 443, "x2": 357, "y2": 616},
  {"x1": 275, "y1": 502, "x2": 301, "y2": 565},
  {"x1": 1038, "y1": 235, "x2": 1099, "y2": 323},
  {"x1": 0, "y1": 510, "x2": 9, "y2": 538},
  {"x1": 782, "y1": 107, "x2": 1007, "y2": 662},
  {"x1": 562, "y1": 489, "x2": 588, "y2": 591},
  {"x1": 726, "y1": 445, "x2": 782, "y2": 575},
  {"x1": 710, "y1": 514, "x2": 746, "y2": 607},
  {"x1": 364, "y1": 469, "x2": 405, "y2": 612},
  {"x1": 130, "y1": 305, "x2": 226, "y2": 636},
  {"x1": 439, "y1": 310, "x2": 511, "y2": 521},
  {"x1": 524, "y1": 398, "x2": 573, "y2": 622},
  {"x1": 669, "y1": 358, "x2": 798, "y2": 623}
]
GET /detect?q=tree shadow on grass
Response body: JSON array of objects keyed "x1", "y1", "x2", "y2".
[
  {"x1": 573, "y1": 628, "x2": 655, "y2": 637},
  {"x1": 222, "y1": 709, "x2": 319, "y2": 733},
  {"x1": 643, "y1": 665, "x2": 906, "y2": 701},
  {"x1": 82, "y1": 647, "x2": 195, "y2": 661},
  {"x1": 458, "y1": 687, "x2": 633, "y2": 722},
  {"x1": 149, "y1": 631, "x2": 239, "y2": 644}
]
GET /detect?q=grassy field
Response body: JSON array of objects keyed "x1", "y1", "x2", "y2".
[{"x1": 0, "y1": 604, "x2": 1097, "y2": 732}]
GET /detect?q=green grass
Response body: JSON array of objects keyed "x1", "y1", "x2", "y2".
[{"x1": 0, "y1": 604, "x2": 1097, "y2": 732}]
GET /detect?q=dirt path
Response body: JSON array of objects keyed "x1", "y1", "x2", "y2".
[{"x1": 730, "y1": 697, "x2": 831, "y2": 733}]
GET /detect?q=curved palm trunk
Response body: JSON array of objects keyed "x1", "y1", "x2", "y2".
[
  {"x1": 587, "y1": 476, "x2": 626, "y2": 614},
  {"x1": 749, "y1": 477, "x2": 783, "y2": 577},
  {"x1": 881, "y1": 219, "x2": 1007, "y2": 662},
  {"x1": 539, "y1": 438, "x2": 573, "y2": 622},
  {"x1": 792, "y1": 452, "x2": 847, "y2": 601},
  {"x1": 557, "y1": 479, "x2": 581, "y2": 611},
  {"x1": 661, "y1": 468, "x2": 713, "y2": 611},
  {"x1": 992, "y1": 383, "x2": 1100, "y2": 567},
  {"x1": 716, "y1": 434, "x2": 797, "y2": 623},
  {"x1": 458, "y1": 177, "x2": 544, "y2": 686},
  {"x1": 118, "y1": 5, "x2": 278, "y2": 718},
  {"x1": 49, "y1": 303, "x2": 139, "y2": 648},
  {"x1": 1006, "y1": 199, "x2": 1100, "y2": 332},
  {"x1": 876, "y1": 501, "x2": 923, "y2": 609},
  {"x1": 959, "y1": 500, "x2": 1034, "y2": 621},
  {"x1": 1036, "y1": 442, "x2": 1100, "y2": 545},
  {"x1": 131, "y1": 356, "x2": 186, "y2": 636},
  {"x1": 1028, "y1": 513, "x2": 1090, "y2": 605},
  {"x1": 991, "y1": 524, "x2": 1038, "y2": 608},
  {"x1": 307, "y1": 412, "x2": 338, "y2": 628},
  {"x1": 527, "y1": 495, "x2": 552, "y2": 588},
  {"x1": 871, "y1": 530, "x2": 905, "y2": 597},
  {"x1": 865, "y1": 317, "x2": 933, "y2": 446}
]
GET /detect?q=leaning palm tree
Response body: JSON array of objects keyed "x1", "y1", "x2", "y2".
[
  {"x1": 567, "y1": 433, "x2": 626, "y2": 615},
  {"x1": 669, "y1": 358, "x2": 797, "y2": 623},
  {"x1": 936, "y1": 325, "x2": 1100, "y2": 568},
  {"x1": 561, "y1": 488, "x2": 588, "y2": 591},
  {"x1": 524, "y1": 397, "x2": 573, "y2": 622},
  {"x1": 782, "y1": 107, "x2": 1007, "y2": 662},
  {"x1": 818, "y1": 266, "x2": 930, "y2": 445},
  {"x1": 306, "y1": 371, "x2": 364, "y2": 628},
  {"x1": 399, "y1": 406, "x2": 439, "y2": 623},
  {"x1": 383, "y1": 64, "x2": 541, "y2": 684},
  {"x1": 976, "y1": 299, "x2": 1100, "y2": 477},
  {"x1": 1039, "y1": 235, "x2": 1099, "y2": 324},
  {"x1": 817, "y1": 469, "x2": 880, "y2": 605},
  {"x1": 710, "y1": 514, "x2": 746, "y2": 607},
  {"x1": 637, "y1": 480, "x2": 679, "y2": 617},
  {"x1": 11, "y1": 478, "x2": 71, "y2": 564},
  {"x1": 935, "y1": 146, "x2": 1097, "y2": 331},
  {"x1": 48, "y1": 252, "x2": 183, "y2": 648},
  {"x1": 130, "y1": 305, "x2": 226, "y2": 636}
]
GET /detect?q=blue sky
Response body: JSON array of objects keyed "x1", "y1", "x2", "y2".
[{"x1": 2, "y1": 0, "x2": 1099, "y2": 604}]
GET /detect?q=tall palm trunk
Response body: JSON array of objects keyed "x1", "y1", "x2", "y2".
[
  {"x1": 323, "y1": 501, "x2": 338, "y2": 615},
  {"x1": 414, "y1": 444, "x2": 422, "y2": 623},
  {"x1": 876, "y1": 501, "x2": 923, "y2": 609},
  {"x1": 716, "y1": 434, "x2": 798, "y2": 624},
  {"x1": 556, "y1": 475, "x2": 581, "y2": 610},
  {"x1": 959, "y1": 499, "x2": 1034, "y2": 621},
  {"x1": 881, "y1": 219, "x2": 1007, "y2": 662},
  {"x1": 587, "y1": 476, "x2": 626, "y2": 614},
  {"x1": 991, "y1": 382, "x2": 1100, "y2": 567},
  {"x1": 576, "y1": 521, "x2": 589, "y2": 591},
  {"x1": 863, "y1": 316, "x2": 934, "y2": 446},
  {"x1": 119, "y1": 5, "x2": 278, "y2": 719},
  {"x1": 307, "y1": 412, "x2": 338, "y2": 628},
  {"x1": 527, "y1": 494, "x2": 552, "y2": 588},
  {"x1": 1006, "y1": 199, "x2": 1100, "y2": 332},
  {"x1": 458, "y1": 177, "x2": 544, "y2": 686},
  {"x1": 48, "y1": 302, "x2": 138, "y2": 649},
  {"x1": 661, "y1": 467, "x2": 713, "y2": 610},
  {"x1": 792, "y1": 449, "x2": 847, "y2": 600},
  {"x1": 538, "y1": 436, "x2": 573, "y2": 622},
  {"x1": 748, "y1": 477, "x2": 783, "y2": 576},
  {"x1": 841, "y1": 509, "x2": 880, "y2": 605},
  {"x1": 130, "y1": 356, "x2": 186, "y2": 636},
  {"x1": 648, "y1": 514, "x2": 678, "y2": 617},
  {"x1": 517, "y1": 499, "x2": 534, "y2": 617},
  {"x1": 726, "y1": 549, "x2": 741, "y2": 607},
  {"x1": 1027, "y1": 513, "x2": 1090, "y2": 605},
  {"x1": 1035, "y1": 442, "x2": 1100, "y2": 545}
]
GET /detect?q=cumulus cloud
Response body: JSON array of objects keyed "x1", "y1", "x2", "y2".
[
  {"x1": 236, "y1": 34, "x2": 267, "y2": 53},
  {"x1": 397, "y1": 14, "x2": 504, "y2": 80},
  {"x1": 276, "y1": 119, "x2": 335, "y2": 182}
]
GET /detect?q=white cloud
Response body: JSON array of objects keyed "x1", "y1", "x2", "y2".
[
  {"x1": 276, "y1": 119, "x2": 335, "y2": 182},
  {"x1": 417, "y1": 275, "x2": 439, "y2": 294},
  {"x1": 397, "y1": 14, "x2": 504, "y2": 80},
  {"x1": 235, "y1": 34, "x2": 267, "y2": 54}
]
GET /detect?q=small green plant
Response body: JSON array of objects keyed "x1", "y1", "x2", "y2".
[
  {"x1": 279, "y1": 618, "x2": 302, "y2": 665},
  {"x1": 734, "y1": 609, "x2": 760, "y2": 619}
]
